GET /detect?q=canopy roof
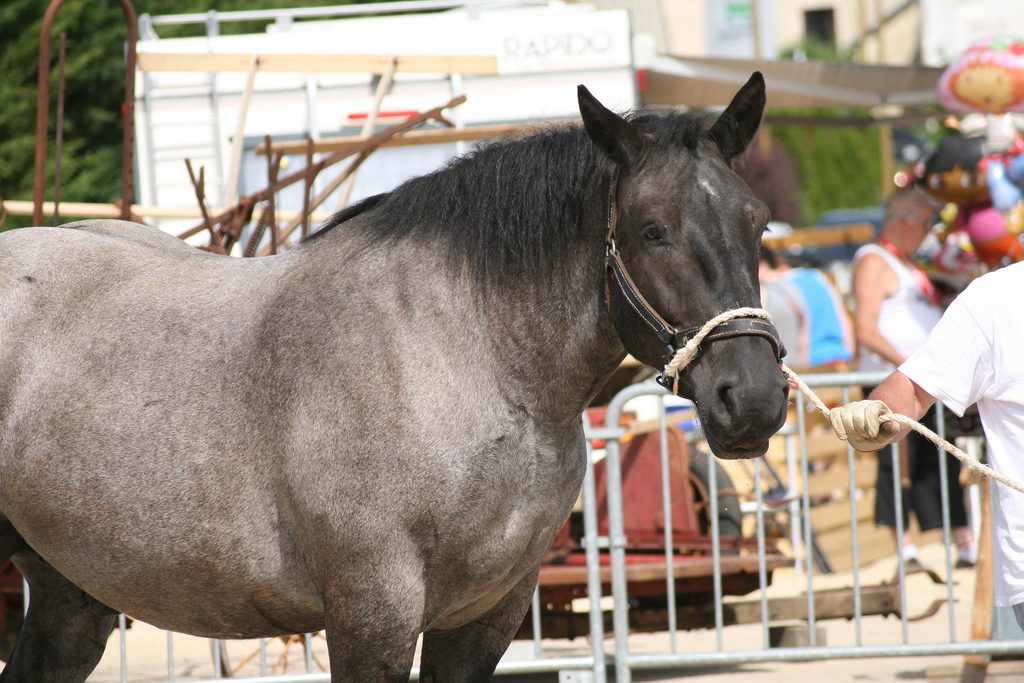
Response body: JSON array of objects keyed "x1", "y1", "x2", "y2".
[{"x1": 643, "y1": 55, "x2": 946, "y2": 112}]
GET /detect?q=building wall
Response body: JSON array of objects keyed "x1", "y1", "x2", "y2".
[
  {"x1": 658, "y1": 0, "x2": 707, "y2": 56},
  {"x1": 920, "y1": 0, "x2": 1024, "y2": 66},
  {"x1": 635, "y1": 0, "x2": 922, "y2": 64}
]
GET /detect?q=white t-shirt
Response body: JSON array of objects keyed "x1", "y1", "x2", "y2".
[
  {"x1": 899, "y1": 261, "x2": 1024, "y2": 607},
  {"x1": 855, "y1": 243, "x2": 944, "y2": 373}
]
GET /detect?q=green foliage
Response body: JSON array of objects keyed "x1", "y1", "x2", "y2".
[
  {"x1": 763, "y1": 44, "x2": 882, "y2": 225},
  {"x1": 768, "y1": 112, "x2": 883, "y2": 226},
  {"x1": 0, "y1": 0, "x2": 375, "y2": 231},
  {"x1": 779, "y1": 36, "x2": 857, "y2": 63}
]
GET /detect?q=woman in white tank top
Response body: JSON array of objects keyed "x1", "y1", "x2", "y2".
[
  {"x1": 851, "y1": 188, "x2": 975, "y2": 572},
  {"x1": 853, "y1": 242, "x2": 943, "y2": 373}
]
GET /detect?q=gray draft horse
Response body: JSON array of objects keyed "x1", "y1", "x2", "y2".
[{"x1": 0, "y1": 74, "x2": 788, "y2": 681}]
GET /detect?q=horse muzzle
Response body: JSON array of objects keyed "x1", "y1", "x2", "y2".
[{"x1": 688, "y1": 336, "x2": 790, "y2": 460}]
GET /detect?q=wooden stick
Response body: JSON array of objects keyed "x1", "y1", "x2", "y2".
[
  {"x1": 338, "y1": 55, "x2": 397, "y2": 210},
  {"x1": 965, "y1": 480, "x2": 993, "y2": 668},
  {"x1": 223, "y1": 54, "x2": 260, "y2": 207}
]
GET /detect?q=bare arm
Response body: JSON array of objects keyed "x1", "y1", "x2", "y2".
[
  {"x1": 853, "y1": 253, "x2": 906, "y2": 366},
  {"x1": 867, "y1": 370, "x2": 937, "y2": 442}
]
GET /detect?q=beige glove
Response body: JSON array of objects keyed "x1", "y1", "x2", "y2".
[{"x1": 829, "y1": 400, "x2": 901, "y2": 452}]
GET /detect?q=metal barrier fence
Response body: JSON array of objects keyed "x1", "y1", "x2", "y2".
[
  {"x1": 603, "y1": 371, "x2": 1024, "y2": 683},
  {"x1": 73, "y1": 371, "x2": 1024, "y2": 681}
]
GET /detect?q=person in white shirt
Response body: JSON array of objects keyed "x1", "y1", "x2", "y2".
[
  {"x1": 852, "y1": 186, "x2": 975, "y2": 569},
  {"x1": 832, "y1": 261, "x2": 1024, "y2": 627}
]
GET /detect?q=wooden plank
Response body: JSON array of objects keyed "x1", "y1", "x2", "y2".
[
  {"x1": 3, "y1": 200, "x2": 329, "y2": 223},
  {"x1": 803, "y1": 431, "x2": 851, "y2": 462},
  {"x1": 966, "y1": 482, "x2": 994, "y2": 667},
  {"x1": 137, "y1": 52, "x2": 499, "y2": 75},
  {"x1": 618, "y1": 584, "x2": 900, "y2": 633},
  {"x1": 537, "y1": 554, "x2": 793, "y2": 587},
  {"x1": 527, "y1": 584, "x2": 901, "y2": 638},
  {"x1": 726, "y1": 584, "x2": 899, "y2": 624},
  {"x1": 254, "y1": 122, "x2": 567, "y2": 155},
  {"x1": 817, "y1": 517, "x2": 942, "y2": 572},
  {"x1": 763, "y1": 222, "x2": 875, "y2": 249},
  {"x1": 810, "y1": 497, "x2": 873, "y2": 534},
  {"x1": 806, "y1": 457, "x2": 878, "y2": 498},
  {"x1": 816, "y1": 523, "x2": 896, "y2": 571}
]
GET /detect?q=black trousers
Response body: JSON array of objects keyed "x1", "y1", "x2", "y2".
[{"x1": 874, "y1": 405, "x2": 968, "y2": 531}]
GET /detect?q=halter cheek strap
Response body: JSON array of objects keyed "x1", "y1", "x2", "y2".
[
  {"x1": 602, "y1": 165, "x2": 786, "y2": 390},
  {"x1": 604, "y1": 166, "x2": 679, "y2": 358}
]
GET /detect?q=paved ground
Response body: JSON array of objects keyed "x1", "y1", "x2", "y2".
[{"x1": 85, "y1": 542, "x2": 1024, "y2": 682}]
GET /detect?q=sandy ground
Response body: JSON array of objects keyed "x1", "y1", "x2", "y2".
[{"x1": 85, "y1": 542, "x2": 1024, "y2": 682}]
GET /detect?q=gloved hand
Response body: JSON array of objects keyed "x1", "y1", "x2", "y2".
[{"x1": 829, "y1": 400, "x2": 901, "y2": 452}]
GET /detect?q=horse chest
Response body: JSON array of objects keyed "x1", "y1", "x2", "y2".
[{"x1": 416, "y1": 426, "x2": 587, "y2": 626}]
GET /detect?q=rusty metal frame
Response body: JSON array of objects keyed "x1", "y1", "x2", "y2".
[
  {"x1": 178, "y1": 94, "x2": 467, "y2": 256},
  {"x1": 33, "y1": 0, "x2": 137, "y2": 227}
]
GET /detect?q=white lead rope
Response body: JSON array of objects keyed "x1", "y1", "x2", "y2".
[{"x1": 664, "y1": 307, "x2": 1024, "y2": 496}]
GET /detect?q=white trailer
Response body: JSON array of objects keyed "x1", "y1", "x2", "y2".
[{"x1": 133, "y1": 1, "x2": 640, "y2": 244}]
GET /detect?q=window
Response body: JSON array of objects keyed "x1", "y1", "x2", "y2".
[{"x1": 804, "y1": 8, "x2": 836, "y2": 48}]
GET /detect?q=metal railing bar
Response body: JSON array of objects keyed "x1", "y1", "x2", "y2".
[{"x1": 623, "y1": 640, "x2": 1024, "y2": 669}]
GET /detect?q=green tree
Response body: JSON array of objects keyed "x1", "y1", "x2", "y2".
[
  {"x1": 0, "y1": 0, "x2": 377, "y2": 231},
  {"x1": 770, "y1": 115, "x2": 883, "y2": 224},
  {"x1": 767, "y1": 36, "x2": 891, "y2": 224}
]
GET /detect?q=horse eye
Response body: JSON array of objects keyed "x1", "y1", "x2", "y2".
[{"x1": 642, "y1": 225, "x2": 662, "y2": 242}]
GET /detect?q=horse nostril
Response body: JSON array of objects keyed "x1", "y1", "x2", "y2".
[{"x1": 717, "y1": 382, "x2": 736, "y2": 417}]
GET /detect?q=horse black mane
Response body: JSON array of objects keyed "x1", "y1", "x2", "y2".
[{"x1": 306, "y1": 109, "x2": 716, "y2": 284}]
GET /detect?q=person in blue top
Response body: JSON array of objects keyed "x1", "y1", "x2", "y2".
[{"x1": 781, "y1": 258, "x2": 855, "y2": 369}]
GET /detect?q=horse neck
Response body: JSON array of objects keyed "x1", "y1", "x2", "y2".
[
  {"x1": 301, "y1": 167, "x2": 627, "y2": 428},
  {"x1": 479, "y1": 206, "x2": 626, "y2": 426}
]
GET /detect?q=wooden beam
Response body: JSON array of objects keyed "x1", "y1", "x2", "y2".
[
  {"x1": 966, "y1": 481, "x2": 994, "y2": 667},
  {"x1": 254, "y1": 122, "x2": 572, "y2": 155},
  {"x1": 136, "y1": 52, "x2": 498, "y2": 75},
  {"x1": 537, "y1": 554, "x2": 792, "y2": 587},
  {"x1": 3, "y1": 200, "x2": 329, "y2": 223},
  {"x1": 763, "y1": 223, "x2": 876, "y2": 250}
]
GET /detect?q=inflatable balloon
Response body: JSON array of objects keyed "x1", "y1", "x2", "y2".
[
  {"x1": 965, "y1": 206, "x2": 1023, "y2": 267},
  {"x1": 937, "y1": 35, "x2": 1024, "y2": 114},
  {"x1": 922, "y1": 136, "x2": 989, "y2": 208},
  {"x1": 920, "y1": 135, "x2": 1024, "y2": 271}
]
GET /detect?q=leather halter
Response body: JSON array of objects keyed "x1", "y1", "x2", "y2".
[{"x1": 602, "y1": 166, "x2": 786, "y2": 377}]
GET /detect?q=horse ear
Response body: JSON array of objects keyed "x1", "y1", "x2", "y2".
[
  {"x1": 706, "y1": 71, "x2": 766, "y2": 161},
  {"x1": 578, "y1": 85, "x2": 644, "y2": 167}
]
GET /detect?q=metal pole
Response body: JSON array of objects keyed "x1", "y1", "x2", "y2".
[
  {"x1": 33, "y1": 0, "x2": 137, "y2": 227},
  {"x1": 604, "y1": 382, "x2": 668, "y2": 683},
  {"x1": 796, "y1": 391, "x2": 818, "y2": 645},
  {"x1": 935, "y1": 404, "x2": 958, "y2": 642},
  {"x1": 657, "y1": 397, "x2": 678, "y2": 649},
  {"x1": 53, "y1": 32, "x2": 66, "y2": 226},
  {"x1": 843, "y1": 386, "x2": 863, "y2": 647},
  {"x1": 581, "y1": 411, "x2": 608, "y2": 683}
]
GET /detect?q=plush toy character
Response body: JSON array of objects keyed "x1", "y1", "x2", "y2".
[
  {"x1": 938, "y1": 35, "x2": 1024, "y2": 116},
  {"x1": 921, "y1": 135, "x2": 1024, "y2": 269}
]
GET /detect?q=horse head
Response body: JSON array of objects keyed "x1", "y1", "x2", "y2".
[{"x1": 579, "y1": 73, "x2": 789, "y2": 460}]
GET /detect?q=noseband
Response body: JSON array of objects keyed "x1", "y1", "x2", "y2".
[{"x1": 602, "y1": 166, "x2": 786, "y2": 392}]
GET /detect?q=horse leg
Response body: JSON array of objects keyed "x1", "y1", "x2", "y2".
[
  {"x1": 0, "y1": 521, "x2": 25, "y2": 563},
  {"x1": 419, "y1": 568, "x2": 539, "y2": 683},
  {"x1": 321, "y1": 586, "x2": 422, "y2": 683},
  {"x1": 0, "y1": 549, "x2": 117, "y2": 683}
]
